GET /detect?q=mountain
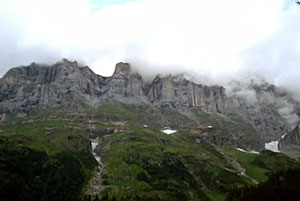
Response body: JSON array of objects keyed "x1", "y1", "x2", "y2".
[
  {"x1": 0, "y1": 59, "x2": 299, "y2": 145},
  {"x1": 1, "y1": 59, "x2": 300, "y2": 201}
]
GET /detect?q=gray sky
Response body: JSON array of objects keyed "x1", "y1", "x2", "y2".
[{"x1": 0, "y1": 0, "x2": 299, "y2": 96}]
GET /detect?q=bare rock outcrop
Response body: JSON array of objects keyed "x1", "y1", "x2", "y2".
[
  {"x1": 226, "y1": 82, "x2": 295, "y2": 142},
  {"x1": 0, "y1": 59, "x2": 104, "y2": 120},
  {"x1": 147, "y1": 74, "x2": 226, "y2": 113},
  {"x1": 279, "y1": 121, "x2": 300, "y2": 149}
]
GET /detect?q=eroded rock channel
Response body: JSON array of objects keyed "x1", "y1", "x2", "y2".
[{"x1": 86, "y1": 138, "x2": 104, "y2": 198}]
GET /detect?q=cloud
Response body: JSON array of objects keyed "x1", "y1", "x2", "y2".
[
  {"x1": 0, "y1": 0, "x2": 299, "y2": 97},
  {"x1": 241, "y1": 4, "x2": 300, "y2": 99}
]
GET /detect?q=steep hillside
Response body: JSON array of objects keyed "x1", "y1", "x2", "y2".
[
  {"x1": 95, "y1": 125, "x2": 297, "y2": 201},
  {"x1": 0, "y1": 109, "x2": 297, "y2": 201},
  {"x1": 0, "y1": 112, "x2": 98, "y2": 201}
]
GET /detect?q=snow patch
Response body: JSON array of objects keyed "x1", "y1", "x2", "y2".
[
  {"x1": 236, "y1": 148, "x2": 247, "y2": 152},
  {"x1": 161, "y1": 129, "x2": 177, "y2": 135},
  {"x1": 281, "y1": 133, "x2": 287, "y2": 139},
  {"x1": 265, "y1": 140, "x2": 280, "y2": 152},
  {"x1": 236, "y1": 148, "x2": 260, "y2": 154},
  {"x1": 249, "y1": 151, "x2": 260, "y2": 154}
]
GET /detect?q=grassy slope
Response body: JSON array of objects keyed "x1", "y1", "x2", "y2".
[
  {"x1": 98, "y1": 103, "x2": 262, "y2": 150},
  {"x1": 0, "y1": 103, "x2": 298, "y2": 201},
  {"x1": 0, "y1": 113, "x2": 98, "y2": 201},
  {"x1": 97, "y1": 122, "x2": 298, "y2": 201},
  {"x1": 194, "y1": 110, "x2": 261, "y2": 150},
  {"x1": 91, "y1": 104, "x2": 298, "y2": 201},
  {"x1": 99, "y1": 126, "x2": 229, "y2": 201}
]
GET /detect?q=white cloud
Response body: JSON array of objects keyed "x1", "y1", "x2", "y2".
[
  {"x1": 0, "y1": 0, "x2": 299, "y2": 96},
  {"x1": 241, "y1": 4, "x2": 300, "y2": 99}
]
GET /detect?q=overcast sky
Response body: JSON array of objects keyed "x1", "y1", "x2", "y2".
[{"x1": 0, "y1": 0, "x2": 299, "y2": 93}]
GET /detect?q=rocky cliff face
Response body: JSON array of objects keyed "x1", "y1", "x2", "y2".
[
  {"x1": 0, "y1": 61, "x2": 152, "y2": 121},
  {"x1": 226, "y1": 82, "x2": 299, "y2": 142},
  {"x1": 146, "y1": 74, "x2": 226, "y2": 113},
  {"x1": 279, "y1": 121, "x2": 300, "y2": 149},
  {"x1": 0, "y1": 59, "x2": 104, "y2": 120},
  {"x1": 0, "y1": 60, "x2": 226, "y2": 119},
  {"x1": 99, "y1": 62, "x2": 150, "y2": 104},
  {"x1": 0, "y1": 59, "x2": 299, "y2": 144}
]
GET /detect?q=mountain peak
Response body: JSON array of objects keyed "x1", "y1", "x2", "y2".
[
  {"x1": 62, "y1": 58, "x2": 78, "y2": 67},
  {"x1": 113, "y1": 62, "x2": 131, "y2": 75}
]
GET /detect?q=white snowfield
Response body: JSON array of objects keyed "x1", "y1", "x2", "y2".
[
  {"x1": 161, "y1": 129, "x2": 177, "y2": 135},
  {"x1": 236, "y1": 148, "x2": 247, "y2": 152},
  {"x1": 264, "y1": 133, "x2": 288, "y2": 153},
  {"x1": 264, "y1": 140, "x2": 280, "y2": 152},
  {"x1": 236, "y1": 148, "x2": 260, "y2": 154}
]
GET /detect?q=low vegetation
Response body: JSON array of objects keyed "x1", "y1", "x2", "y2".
[
  {"x1": 0, "y1": 118, "x2": 97, "y2": 201},
  {"x1": 0, "y1": 103, "x2": 299, "y2": 201}
]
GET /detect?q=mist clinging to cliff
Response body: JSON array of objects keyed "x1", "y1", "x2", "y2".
[{"x1": 0, "y1": 0, "x2": 300, "y2": 99}]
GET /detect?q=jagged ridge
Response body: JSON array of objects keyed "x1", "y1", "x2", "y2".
[
  {"x1": 0, "y1": 59, "x2": 299, "y2": 144},
  {"x1": 0, "y1": 59, "x2": 226, "y2": 119}
]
